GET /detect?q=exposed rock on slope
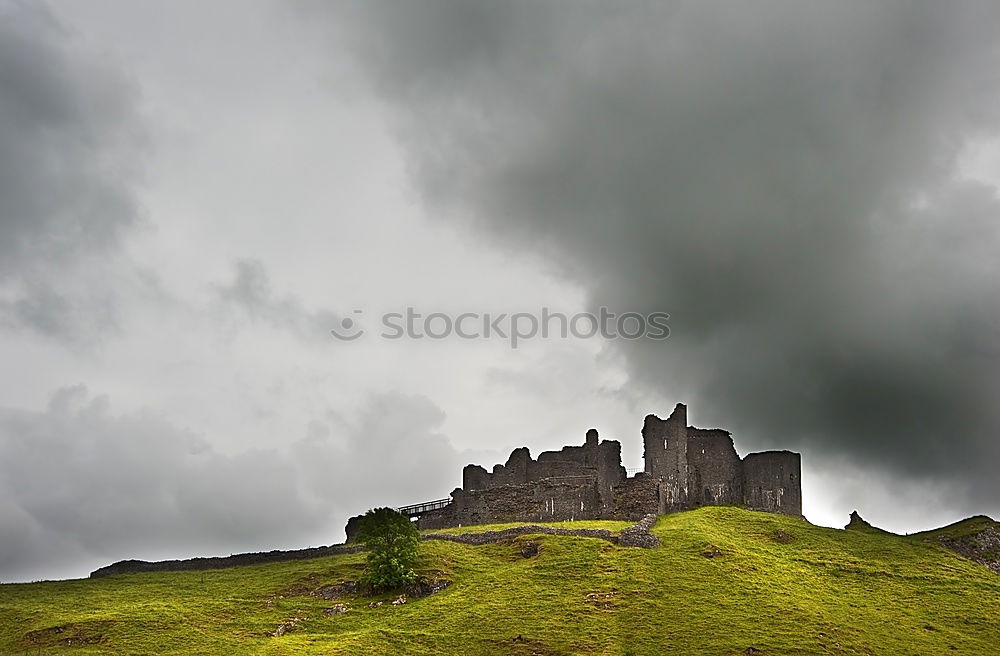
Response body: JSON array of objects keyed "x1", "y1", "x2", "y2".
[{"x1": 913, "y1": 516, "x2": 1000, "y2": 575}]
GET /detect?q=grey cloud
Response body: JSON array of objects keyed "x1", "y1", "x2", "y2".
[
  {"x1": 332, "y1": 2, "x2": 1000, "y2": 516},
  {"x1": 0, "y1": 386, "x2": 461, "y2": 581},
  {"x1": 0, "y1": 1, "x2": 143, "y2": 342},
  {"x1": 0, "y1": 281, "x2": 119, "y2": 345},
  {"x1": 217, "y1": 258, "x2": 343, "y2": 341}
]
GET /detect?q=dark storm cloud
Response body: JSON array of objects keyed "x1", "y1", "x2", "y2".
[
  {"x1": 0, "y1": 386, "x2": 461, "y2": 581},
  {"x1": 0, "y1": 1, "x2": 142, "y2": 342},
  {"x1": 331, "y1": 2, "x2": 1000, "y2": 512}
]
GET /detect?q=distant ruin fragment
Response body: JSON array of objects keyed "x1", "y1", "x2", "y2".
[{"x1": 349, "y1": 403, "x2": 801, "y2": 536}]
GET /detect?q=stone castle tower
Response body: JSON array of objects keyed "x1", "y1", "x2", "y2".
[{"x1": 641, "y1": 404, "x2": 801, "y2": 516}]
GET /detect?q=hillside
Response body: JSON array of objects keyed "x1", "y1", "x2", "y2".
[{"x1": 1, "y1": 507, "x2": 998, "y2": 655}]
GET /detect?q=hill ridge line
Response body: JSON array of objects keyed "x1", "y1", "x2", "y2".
[{"x1": 89, "y1": 516, "x2": 658, "y2": 578}]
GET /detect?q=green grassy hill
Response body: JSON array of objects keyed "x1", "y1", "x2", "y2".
[{"x1": 2, "y1": 507, "x2": 998, "y2": 655}]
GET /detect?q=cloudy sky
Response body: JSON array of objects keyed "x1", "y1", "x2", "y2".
[{"x1": 2, "y1": 1, "x2": 999, "y2": 582}]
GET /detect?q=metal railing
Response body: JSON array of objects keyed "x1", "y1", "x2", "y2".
[{"x1": 396, "y1": 498, "x2": 451, "y2": 517}]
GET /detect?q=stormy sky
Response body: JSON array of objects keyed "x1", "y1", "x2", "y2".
[{"x1": 2, "y1": 1, "x2": 999, "y2": 581}]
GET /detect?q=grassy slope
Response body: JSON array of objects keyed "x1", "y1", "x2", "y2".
[{"x1": 1, "y1": 507, "x2": 998, "y2": 655}]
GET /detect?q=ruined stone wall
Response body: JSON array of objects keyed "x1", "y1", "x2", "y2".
[
  {"x1": 418, "y1": 477, "x2": 602, "y2": 529},
  {"x1": 489, "y1": 446, "x2": 532, "y2": 488},
  {"x1": 596, "y1": 439, "x2": 627, "y2": 511},
  {"x1": 643, "y1": 404, "x2": 689, "y2": 511},
  {"x1": 642, "y1": 416, "x2": 666, "y2": 475},
  {"x1": 611, "y1": 474, "x2": 659, "y2": 520},
  {"x1": 537, "y1": 445, "x2": 592, "y2": 466},
  {"x1": 463, "y1": 464, "x2": 490, "y2": 491},
  {"x1": 742, "y1": 450, "x2": 802, "y2": 516},
  {"x1": 528, "y1": 460, "x2": 598, "y2": 480},
  {"x1": 687, "y1": 428, "x2": 743, "y2": 507},
  {"x1": 464, "y1": 432, "x2": 613, "y2": 491}
]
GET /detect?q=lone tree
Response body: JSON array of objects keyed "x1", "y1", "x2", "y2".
[{"x1": 355, "y1": 507, "x2": 420, "y2": 591}]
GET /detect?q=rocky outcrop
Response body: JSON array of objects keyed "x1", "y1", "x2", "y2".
[
  {"x1": 844, "y1": 510, "x2": 892, "y2": 534},
  {"x1": 404, "y1": 576, "x2": 452, "y2": 597},
  {"x1": 845, "y1": 510, "x2": 872, "y2": 530},
  {"x1": 314, "y1": 581, "x2": 359, "y2": 600}
]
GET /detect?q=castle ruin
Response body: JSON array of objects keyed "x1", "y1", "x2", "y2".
[{"x1": 412, "y1": 403, "x2": 801, "y2": 530}]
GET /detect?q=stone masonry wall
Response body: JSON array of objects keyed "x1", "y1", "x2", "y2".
[
  {"x1": 742, "y1": 450, "x2": 802, "y2": 516},
  {"x1": 596, "y1": 439, "x2": 627, "y2": 512},
  {"x1": 687, "y1": 428, "x2": 743, "y2": 507},
  {"x1": 611, "y1": 475, "x2": 659, "y2": 521},
  {"x1": 418, "y1": 477, "x2": 602, "y2": 529},
  {"x1": 642, "y1": 404, "x2": 690, "y2": 511}
]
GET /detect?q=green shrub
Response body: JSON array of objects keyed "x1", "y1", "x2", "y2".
[{"x1": 355, "y1": 507, "x2": 420, "y2": 591}]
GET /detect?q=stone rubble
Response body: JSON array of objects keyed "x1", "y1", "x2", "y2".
[{"x1": 618, "y1": 514, "x2": 660, "y2": 548}]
